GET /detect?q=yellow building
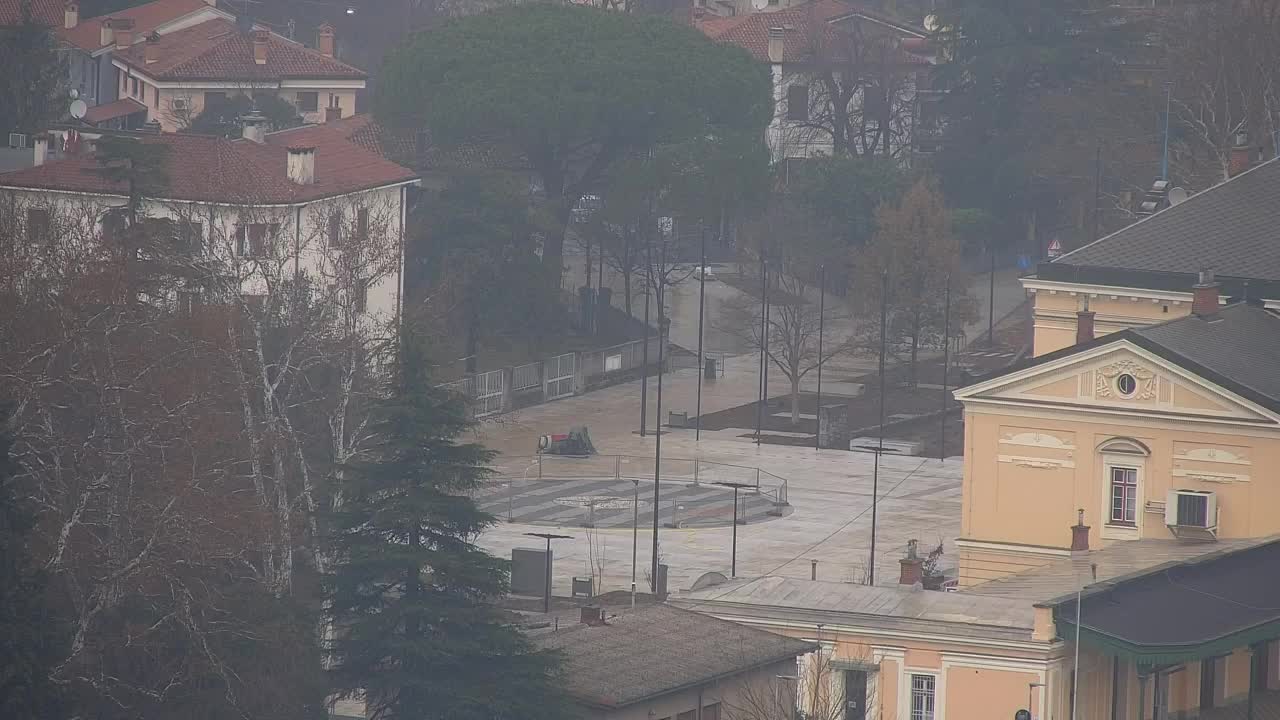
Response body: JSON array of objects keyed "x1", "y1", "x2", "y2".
[
  {"x1": 1022, "y1": 158, "x2": 1280, "y2": 357},
  {"x1": 680, "y1": 290, "x2": 1280, "y2": 720}
]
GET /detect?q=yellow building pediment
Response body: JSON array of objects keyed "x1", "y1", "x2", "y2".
[{"x1": 955, "y1": 340, "x2": 1280, "y2": 427}]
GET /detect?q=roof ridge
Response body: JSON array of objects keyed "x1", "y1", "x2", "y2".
[{"x1": 1054, "y1": 156, "x2": 1280, "y2": 266}]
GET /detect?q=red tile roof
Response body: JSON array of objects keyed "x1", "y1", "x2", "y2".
[
  {"x1": 696, "y1": 0, "x2": 927, "y2": 64},
  {"x1": 118, "y1": 18, "x2": 365, "y2": 81},
  {"x1": 0, "y1": 129, "x2": 416, "y2": 204},
  {"x1": 82, "y1": 97, "x2": 148, "y2": 124},
  {"x1": 59, "y1": 0, "x2": 213, "y2": 52},
  {"x1": 0, "y1": 0, "x2": 61, "y2": 27}
]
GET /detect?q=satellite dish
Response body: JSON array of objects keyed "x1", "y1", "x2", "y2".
[
  {"x1": 69, "y1": 99, "x2": 88, "y2": 119},
  {"x1": 1168, "y1": 187, "x2": 1189, "y2": 206},
  {"x1": 751, "y1": 0, "x2": 769, "y2": 10},
  {"x1": 923, "y1": 14, "x2": 940, "y2": 32}
]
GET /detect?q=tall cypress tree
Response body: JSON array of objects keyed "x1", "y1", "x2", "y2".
[
  {"x1": 0, "y1": 420, "x2": 64, "y2": 718},
  {"x1": 325, "y1": 345, "x2": 568, "y2": 720}
]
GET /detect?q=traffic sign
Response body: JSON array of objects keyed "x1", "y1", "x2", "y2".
[{"x1": 1047, "y1": 237, "x2": 1063, "y2": 259}]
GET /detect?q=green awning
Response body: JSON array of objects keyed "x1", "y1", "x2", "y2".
[{"x1": 1057, "y1": 617, "x2": 1280, "y2": 667}]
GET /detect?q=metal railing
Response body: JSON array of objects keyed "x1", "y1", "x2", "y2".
[{"x1": 488, "y1": 453, "x2": 789, "y2": 509}]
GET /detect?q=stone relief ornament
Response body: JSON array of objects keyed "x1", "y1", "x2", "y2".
[{"x1": 1095, "y1": 359, "x2": 1156, "y2": 399}]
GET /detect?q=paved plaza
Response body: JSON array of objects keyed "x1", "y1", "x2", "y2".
[{"x1": 473, "y1": 354, "x2": 964, "y2": 597}]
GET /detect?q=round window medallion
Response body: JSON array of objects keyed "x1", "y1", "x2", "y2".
[{"x1": 1116, "y1": 373, "x2": 1138, "y2": 396}]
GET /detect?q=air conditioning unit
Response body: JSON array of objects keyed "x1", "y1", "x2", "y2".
[
  {"x1": 1165, "y1": 490, "x2": 1218, "y2": 532},
  {"x1": 171, "y1": 97, "x2": 189, "y2": 111},
  {"x1": 8, "y1": 132, "x2": 28, "y2": 148}
]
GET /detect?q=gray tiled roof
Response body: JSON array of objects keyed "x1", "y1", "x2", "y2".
[
  {"x1": 964, "y1": 537, "x2": 1271, "y2": 605},
  {"x1": 534, "y1": 604, "x2": 814, "y2": 709},
  {"x1": 674, "y1": 576, "x2": 1037, "y2": 641},
  {"x1": 1051, "y1": 158, "x2": 1280, "y2": 282},
  {"x1": 1131, "y1": 304, "x2": 1280, "y2": 410}
]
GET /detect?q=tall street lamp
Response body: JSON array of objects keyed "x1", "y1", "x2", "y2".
[
  {"x1": 524, "y1": 532, "x2": 573, "y2": 614},
  {"x1": 715, "y1": 481, "x2": 754, "y2": 577}
]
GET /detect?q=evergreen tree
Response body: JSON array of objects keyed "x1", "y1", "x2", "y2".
[
  {"x1": 0, "y1": 1, "x2": 67, "y2": 134},
  {"x1": 325, "y1": 344, "x2": 568, "y2": 720},
  {"x1": 0, "y1": 419, "x2": 64, "y2": 719}
]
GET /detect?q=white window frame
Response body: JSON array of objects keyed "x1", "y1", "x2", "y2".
[
  {"x1": 909, "y1": 672, "x2": 938, "y2": 720},
  {"x1": 1098, "y1": 438, "x2": 1149, "y2": 541}
]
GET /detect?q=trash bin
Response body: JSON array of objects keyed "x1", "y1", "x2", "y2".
[{"x1": 704, "y1": 357, "x2": 717, "y2": 379}]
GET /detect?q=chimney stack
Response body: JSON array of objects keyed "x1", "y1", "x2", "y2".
[
  {"x1": 1075, "y1": 298, "x2": 1095, "y2": 345},
  {"x1": 317, "y1": 23, "x2": 335, "y2": 58},
  {"x1": 899, "y1": 539, "x2": 924, "y2": 587},
  {"x1": 1192, "y1": 269, "x2": 1220, "y2": 316},
  {"x1": 1070, "y1": 509, "x2": 1090, "y2": 552},
  {"x1": 145, "y1": 32, "x2": 160, "y2": 63},
  {"x1": 767, "y1": 27, "x2": 785, "y2": 64},
  {"x1": 64, "y1": 0, "x2": 78, "y2": 29},
  {"x1": 113, "y1": 18, "x2": 135, "y2": 50},
  {"x1": 287, "y1": 146, "x2": 316, "y2": 185},
  {"x1": 579, "y1": 606, "x2": 607, "y2": 626},
  {"x1": 33, "y1": 134, "x2": 48, "y2": 167},
  {"x1": 100, "y1": 18, "x2": 114, "y2": 47},
  {"x1": 324, "y1": 104, "x2": 342, "y2": 123},
  {"x1": 252, "y1": 28, "x2": 269, "y2": 65},
  {"x1": 1229, "y1": 130, "x2": 1253, "y2": 178},
  {"x1": 240, "y1": 109, "x2": 266, "y2": 144}
]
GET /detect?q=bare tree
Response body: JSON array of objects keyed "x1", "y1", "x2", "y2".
[
  {"x1": 724, "y1": 191, "x2": 851, "y2": 426},
  {"x1": 775, "y1": 10, "x2": 918, "y2": 160},
  {"x1": 726, "y1": 644, "x2": 878, "y2": 720},
  {"x1": 1165, "y1": 0, "x2": 1280, "y2": 185}
]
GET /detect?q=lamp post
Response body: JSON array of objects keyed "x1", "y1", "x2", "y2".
[
  {"x1": 716, "y1": 481, "x2": 754, "y2": 577},
  {"x1": 524, "y1": 532, "x2": 573, "y2": 614},
  {"x1": 696, "y1": 223, "x2": 707, "y2": 442},
  {"x1": 939, "y1": 273, "x2": 951, "y2": 461},
  {"x1": 815, "y1": 264, "x2": 825, "y2": 452},
  {"x1": 870, "y1": 271, "x2": 888, "y2": 585}
]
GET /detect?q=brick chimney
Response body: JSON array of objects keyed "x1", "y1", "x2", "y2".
[
  {"x1": 324, "y1": 104, "x2": 342, "y2": 123},
  {"x1": 1229, "y1": 130, "x2": 1253, "y2": 178},
  {"x1": 64, "y1": 0, "x2": 78, "y2": 29},
  {"x1": 767, "y1": 27, "x2": 785, "y2": 64},
  {"x1": 287, "y1": 146, "x2": 316, "y2": 185},
  {"x1": 145, "y1": 32, "x2": 160, "y2": 64},
  {"x1": 100, "y1": 18, "x2": 114, "y2": 47},
  {"x1": 1192, "y1": 269, "x2": 1220, "y2": 316},
  {"x1": 1070, "y1": 509, "x2": 1090, "y2": 552},
  {"x1": 899, "y1": 539, "x2": 924, "y2": 586},
  {"x1": 317, "y1": 23, "x2": 335, "y2": 58},
  {"x1": 580, "y1": 606, "x2": 607, "y2": 626},
  {"x1": 252, "y1": 28, "x2": 269, "y2": 65},
  {"x1": 1076, "y1": 298, "x2": 1095, "y2": 345},
  {"x1": 113, "y1": 18, "x2": 135, "y2": 50}
]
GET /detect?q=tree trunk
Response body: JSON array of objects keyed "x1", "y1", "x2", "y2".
[{"x1": 790, "y1": 376, "x2": 801, "y2": 426}]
